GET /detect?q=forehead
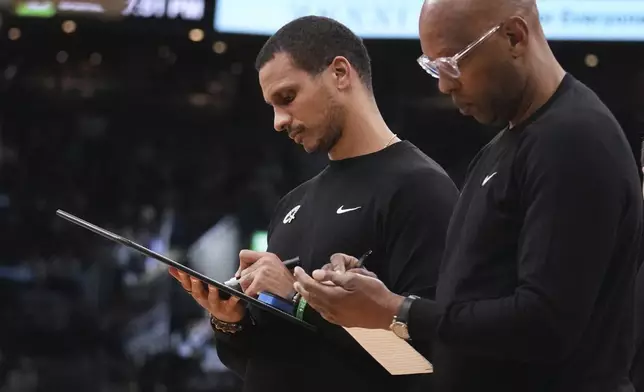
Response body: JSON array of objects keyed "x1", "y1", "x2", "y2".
[
  {"x1": 258, "y1": 53, "x2": 313, "y2": 103},
  {"x1": 419, "y1": 7, "x2": 479, "y2": 58}
]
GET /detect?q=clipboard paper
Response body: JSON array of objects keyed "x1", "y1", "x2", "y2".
[{"x1": 342, "y1": 327, "x2": 433, "y2": 375}]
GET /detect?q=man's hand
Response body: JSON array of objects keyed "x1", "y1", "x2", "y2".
[
  {"x1": 169, "y1": 268, "x2": 245, "y2": 323},
  {"x1": 236, "y1": 250, "x2": 295, "y2": 299},
  {"x1": 292, "y1": 266, "x2": 404, "y2": 329},
  {"x1": 321, "y1": 253, "x2": 377, "y2": 278}
]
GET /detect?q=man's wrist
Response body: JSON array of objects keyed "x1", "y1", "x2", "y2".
[
  {"x1": 380, "y1": 293, "x2": 406, "y2": 330},
  {"x1": 210, "y1": 310, "x2": 249, "y2": 334},
  {"x1": 212, "y1": 311, "x2": 245, "y2": 324}
]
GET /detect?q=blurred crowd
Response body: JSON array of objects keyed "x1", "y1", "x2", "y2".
[
  {"x1": 0, "y1": 36, "x2": 326, "y2": 390},
  {"x1": 0, "y1": 14, "x2": 643, "y2": 392}
]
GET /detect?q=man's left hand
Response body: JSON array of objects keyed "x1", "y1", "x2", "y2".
[{"x1": 292, "y1": 266, "x2": 404, "y2": 329}]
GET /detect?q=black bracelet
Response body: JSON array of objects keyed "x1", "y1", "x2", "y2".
[{"x1": 210, "y1": 314, "x2": 244, "y2": 334}]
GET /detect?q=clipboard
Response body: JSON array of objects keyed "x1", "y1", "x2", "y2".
[{"x1": 56, "y1": 209, "x2": 316, "y2": 331}]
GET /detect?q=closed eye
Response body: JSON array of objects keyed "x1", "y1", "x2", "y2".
[{"x1": 279, "y1": 94, "x2": 295, "y2": 106}]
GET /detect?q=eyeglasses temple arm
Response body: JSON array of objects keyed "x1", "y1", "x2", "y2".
[{"x1": 453, "y1": 25, "x2": 501, "y2": 62}]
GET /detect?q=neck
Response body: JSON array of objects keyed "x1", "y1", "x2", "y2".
[
  {"x1": 509, "y1": 43, "x2": 566, "y2": 128},
  {"x1": 327, "y1": 95, "x2": 397, "y2": 161}
]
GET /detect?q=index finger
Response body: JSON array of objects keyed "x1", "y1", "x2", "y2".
[
  {"x1": 311, "y1": 269, "x2": 354, "y2": 287},
  {"x1": 168, "y1": 267, "x2": 181, "y2": 280},
  {"x1": 236, "y1": 249, "x2": 269, "y2": 277},
  {"x1": 294, "y1": 267, "x2": 341, "y2": 296},
  {"x1": 329, "y1": 253, "x2": 359, "y2": 273}
]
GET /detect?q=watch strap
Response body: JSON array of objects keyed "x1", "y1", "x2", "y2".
[{"x1": 396, "y1": 295, "x2": 419, "y2": 324}]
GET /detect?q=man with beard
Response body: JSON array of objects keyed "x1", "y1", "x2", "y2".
[
  {"x1": 292, "y1": 1, "x2": 643, "y2": 392},
  {"x1": 170, "y1": 15, "x2": 459, "y2": 392}
]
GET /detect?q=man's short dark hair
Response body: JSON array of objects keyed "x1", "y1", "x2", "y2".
[{"x1": 255, "y1": 16, "x2": 373, "y2": 91}]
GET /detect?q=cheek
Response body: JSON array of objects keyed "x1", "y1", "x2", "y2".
[
  {"x1": 291, "y1": 100, "x2": 320, "y2": 127},
  {"x1": 459, "y1": 63, "x2": 502, "y2": 104},
  {"x1": 458, "y1": 75, "x2": 488, "y2": 106}
]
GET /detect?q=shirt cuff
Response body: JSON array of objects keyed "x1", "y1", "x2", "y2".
[{"x1": 408, "y1": 298, "x2": 443, "y2": 341}]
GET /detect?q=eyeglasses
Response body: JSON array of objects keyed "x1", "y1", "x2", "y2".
[{"x1": 417, "y1": 24, "x2": 502, "y2": 79}]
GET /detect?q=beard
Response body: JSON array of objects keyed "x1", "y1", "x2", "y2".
[
  {"x1": 488, "y1": 62, "x2": 527, "y2": 127},
  {"x1": 315, "y1": 95, "x2": 345, "y2": 153}
]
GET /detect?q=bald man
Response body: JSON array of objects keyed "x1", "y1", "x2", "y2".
[{"x1": 292, "y1": 1, "x2": 643, "y2": 391}]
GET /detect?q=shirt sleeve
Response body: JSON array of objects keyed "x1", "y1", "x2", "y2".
[
  {"x1": 212, "y1": 211, "x2": 283, "y2": 378},
  {"x1": 212, "y1": 310, "x2": 257, "y2": 378},
  {"x1": 409, "y1": 121, "x2": 637, "y2": 363},
  {"x1": 635, "y1": 265, "x2": 644, "y2": 349},
  {"x1": 213, "y1": 200, "x2": 306, "y2": 377},
  {"x1": 633, "y1": 266, "x2": 644, "y2": 389},
  {"x1": 383, "y1": 169, "x2": 459, "y2": 298}
]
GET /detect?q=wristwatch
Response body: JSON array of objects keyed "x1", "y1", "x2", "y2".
[{"x1": 390, "y1": 295, "x2": 419, "y2": 340}]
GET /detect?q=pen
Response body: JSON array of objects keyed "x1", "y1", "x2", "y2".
[
  {"x1": 224, "y1": 256, "x2": 301, "y2": 289},
  {"x1": 355, "y1": 250, "x2": 372, "y2": 268}
]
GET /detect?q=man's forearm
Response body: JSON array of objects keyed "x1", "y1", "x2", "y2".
[{"x1": 212, "y1": 312, "x2": 255, "y2": 378}]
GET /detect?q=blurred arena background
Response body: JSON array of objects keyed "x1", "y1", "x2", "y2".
[{"x1": 0, "y1": 0, "x2": 642, "y2": 391}]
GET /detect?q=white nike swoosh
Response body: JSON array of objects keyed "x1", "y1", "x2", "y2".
[
  {"x1": 482, "y1": 172, "x2": 498, "y2": 186},
  {"x1": 337, "y1": 206, "x2": 362, "y2": 214}
]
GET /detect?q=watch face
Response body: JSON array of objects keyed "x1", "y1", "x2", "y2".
[{"x1": 390, "y1": 321, "x2": 410, "y2": 340}]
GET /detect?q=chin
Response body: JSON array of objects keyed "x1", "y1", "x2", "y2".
[
  {"x1": 302, "y1": 145, "x2": 317, "y2": 154},
  {"x1": 472, "y1": 112, "x2": 497, "y2": 126},
  {"x1": 301, "y1": 140, "x2": 321, "y2": 154}
]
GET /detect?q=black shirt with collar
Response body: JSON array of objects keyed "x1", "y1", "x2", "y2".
[
  {"x1": 214, "y1": 141, "x2": 459, "y2": 392},
  {"x1": 408, "y1": 74, "x2": 643, "y2": 392}
]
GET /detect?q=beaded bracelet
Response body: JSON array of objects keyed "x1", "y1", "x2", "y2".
[{"x1": 295, "y1": 297, "x2": 308, "y2": 321}]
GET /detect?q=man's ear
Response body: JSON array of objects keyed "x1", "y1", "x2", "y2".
[
  {"x1": 329, "y1": 56, "x2": 352, "y2": 90},
  {"x1": 504, "y1": 16, "x2": 529, "y2": 58}
]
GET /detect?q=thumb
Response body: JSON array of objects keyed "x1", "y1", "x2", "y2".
[
  {"x1": 312, "y1": 269, "x2": 354, "y2": 288},
  {"x1": 347, "y1": 268, "x2": 377, "y2": 279}
]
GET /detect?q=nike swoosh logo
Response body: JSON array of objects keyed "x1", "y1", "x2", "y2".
[
  {"x1": 337, "y1": 206, "x2": 362, "y2": 214},
  {"x1": 482, "y1": 172, "x2": 497, "y2": 186}
]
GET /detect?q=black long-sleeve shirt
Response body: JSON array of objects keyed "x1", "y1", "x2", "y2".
[
  {"x1": 408, "y1": 74, "x2": 643, "y2": 392},
  {"x1": 214, "y1": 141, "x2": 459, "y2": 392}
]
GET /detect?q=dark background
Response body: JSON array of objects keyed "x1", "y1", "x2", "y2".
[{"x1": 0, "y1": 1, "x2": 643, "y2": 391}]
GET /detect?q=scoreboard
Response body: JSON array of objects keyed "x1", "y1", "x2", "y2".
[{"x1": 11, "y1": 0, "x2": 205, "y2": 20}]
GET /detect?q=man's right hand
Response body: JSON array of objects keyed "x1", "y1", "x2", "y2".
[
  {"x1": 169, "y1": 267, "x2": 246, "y2": 323},
  {"x1": 321, "y1": 253, "x2": 377, "y2": 278}
]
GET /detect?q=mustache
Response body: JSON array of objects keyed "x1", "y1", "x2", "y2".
[{"x1": 284, "y1": 125, "x2": 305, "y2": 134}]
